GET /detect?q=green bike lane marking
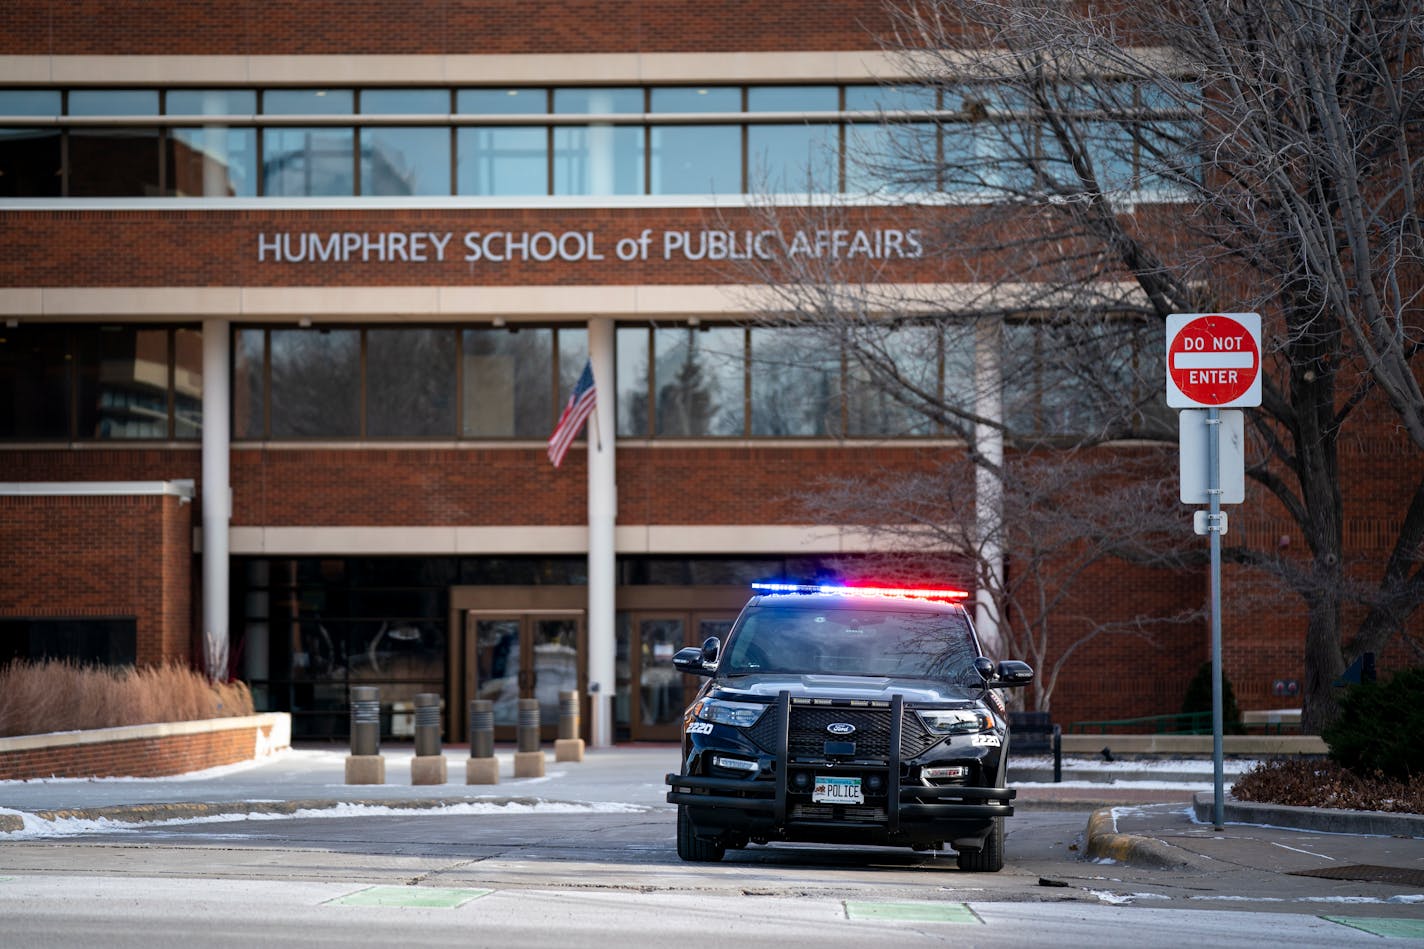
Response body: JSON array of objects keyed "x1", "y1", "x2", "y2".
[
  {"x1": 325, "y1": 885, "x2": 493, "y2": 909},
  {"x1": 1323, "y1": 916, "x2": 1424, "y2": 940},
  {"x1": 844, "y1": 901, "x2": 979, "y2": 923}
]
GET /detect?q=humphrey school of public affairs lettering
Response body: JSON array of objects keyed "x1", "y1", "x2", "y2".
[{"x1": 257, "y1": 227, "x2": 924, "y2": 265}]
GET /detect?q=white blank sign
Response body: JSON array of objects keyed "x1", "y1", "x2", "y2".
[{"x1": 1179, "y1": 408, "x2": 1244, "y2": 505}]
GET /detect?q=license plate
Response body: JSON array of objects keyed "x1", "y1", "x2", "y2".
[{"x1": 812, "y1": 775, "x2": 864, "y2": 804}]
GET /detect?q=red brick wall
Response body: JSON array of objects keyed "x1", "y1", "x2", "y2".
[
  {"x1": 0, "y1": 208, "x2": 941, "y2": 290},
  {"x1": 0, "y1": 724, "x2": 268, "y2": 780},
  {"x1": 0, "y1": 489, "x2": 194, "y2": 666},
  {"x1": 1, "y1": 1, "x2": 901, "y2": 56}
]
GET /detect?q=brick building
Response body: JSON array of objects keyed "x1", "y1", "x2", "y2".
[{"x1": 0, "y1": 1, "x2": 1409, "y2": 742}]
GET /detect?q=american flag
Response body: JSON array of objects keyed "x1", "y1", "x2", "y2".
[{"x1": 547, "y1": 360, "x2": 597, "y2": 468}]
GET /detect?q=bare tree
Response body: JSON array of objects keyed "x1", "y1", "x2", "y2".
[
  {"x1": 742, "y1": 0, "x2": 1423, "y2": 730},
  {"x1": 799, "y1": 450, "x2": 1203, "y2": 712}
]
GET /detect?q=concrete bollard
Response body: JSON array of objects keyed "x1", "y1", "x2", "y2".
[
  {"x1": 466, "y1": 698, "x2": 499, "y2": 785},
  {"x1": 410, "y1": 692, "x2": 447, "y2": 785},
  {"x1": 345, "y1": 686, "x2": 386, "y2": 785},
  {"x1": 554, "y1": 690, "x2": 585, "y2": 763},
  {"x1": 513, "y1": 698, "x2": 545, "y2": 778}
]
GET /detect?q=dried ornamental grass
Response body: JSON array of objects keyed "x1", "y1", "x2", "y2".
[
  {"x1": 0, "y1": 660, "x2": 254, "y2": 738},
  {"x1": 1232, "y1": 758, "x2": 1424, "y2": 814}
]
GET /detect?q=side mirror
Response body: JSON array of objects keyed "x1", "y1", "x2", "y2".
[
  {"x1": 995, "y1": 660, "x2": 1035, "y2": 687},
  {"x1": 701, "y1": 636, "x2": 720, "y2": 663},
  {"x1": 973, "y1": 656, "x2": 996, "y2": 681},
  {"x1": 673, "y1": 646, "x2": 717, "y2": 676}
]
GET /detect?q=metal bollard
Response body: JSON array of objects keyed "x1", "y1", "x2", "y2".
[
  {"x1": 469, "y1": 699, "x2": 494, "y2": 759},
  {"x1": 517, "y1": 698, "x2": 540, "y2": 753},
  {"x1": 413, "y1": 692, "x2": 442, "y2": 757},
  {"x1": 345, "y1": 686, "x2": 385, "y2": 785},
  {"x1": 513, "y1": 698, "x2": 545, "y2": 777},
  {"x1": 350, "y1": 686, "x2": 380, "y2": 757},
  {"x1": 554, "y1": 690, "x2": 585, "y2": 763},
  {"x1": 558, "y1": 690, "x2": 580, "y2": 741}
]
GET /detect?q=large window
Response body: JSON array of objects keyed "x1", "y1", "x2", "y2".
[
  {"x1": 0, "y1": 325, "x2": 201, "y2": 440},
  {"x1": 233, "y1": 324, "x2": 583, "y2": 441},
  {"x1": 0, "y1": 81, "x2": 1198, "y2": 199}
]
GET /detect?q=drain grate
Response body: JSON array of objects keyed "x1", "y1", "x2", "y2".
[{"x1": 1289, "y1": 864, "x2": 1424, "y2": 887}]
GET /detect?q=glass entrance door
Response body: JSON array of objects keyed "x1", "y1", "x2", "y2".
[
  {"x1": 469, "y1": 612, "x2": 583, "y2": 742},
  {"x1": 628, "y1": 611, "x2": 737, "y2": 741}
]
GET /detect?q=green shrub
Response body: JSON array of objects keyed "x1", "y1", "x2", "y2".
[
  {"x1": 1180, "y1": 661, "x2": 1243, "y2": 734},
  {"x1": 1324, "y1": 666, "x2": 1424, "y2": 781}
]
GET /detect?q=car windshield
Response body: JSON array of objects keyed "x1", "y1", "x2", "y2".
[{"x1": 721, "y1": 603, "x2": 981, "y2": 685}]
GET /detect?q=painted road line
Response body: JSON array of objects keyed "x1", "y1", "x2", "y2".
[
  {"x1": 843, "y1": 901, "x2": 979, "y2": 923},
  {"x1": 325, "y1": 885, "x2": 493, "y2": 909},
  {"x1": 1323, "y1": 917, "x2": 1424, "y2": 940}
]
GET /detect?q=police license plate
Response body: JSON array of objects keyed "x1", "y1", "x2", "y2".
[{"x1": 812, "y1": 775, "x2": 864, "y2": 805}]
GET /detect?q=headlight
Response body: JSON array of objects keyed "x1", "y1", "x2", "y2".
[
  {"x1": 918, "y1": 708, "x2": 995, "y2": 734},
  {"x1": 692, "y1": 698, "x2": 768, "y2": 728}
]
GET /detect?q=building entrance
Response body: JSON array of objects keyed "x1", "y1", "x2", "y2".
[
  {"x1": 626, "y1": 612, "x2": 735, "y2": 741},
  {"x1": 466, "y1": 611, "x2": 584, "y2": 743}
]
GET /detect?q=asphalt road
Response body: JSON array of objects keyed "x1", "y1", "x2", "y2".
[{"x1": 1, "y1": 747, "x2": 1420, "y2": 946}]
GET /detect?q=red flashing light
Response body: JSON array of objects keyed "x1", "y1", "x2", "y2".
[{"x1": 751, "y1": 581, "x2": 969, "y2": 601}]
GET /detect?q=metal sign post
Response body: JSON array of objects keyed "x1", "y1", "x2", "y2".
[{"x1": 1168, "y1": 313, "x2": 1261, "y2": 832}]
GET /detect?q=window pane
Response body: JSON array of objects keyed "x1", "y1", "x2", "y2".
[
  {"x1": 76, "y1": 327, "x2": 170, "y2": 439},
  {"x1": 456, "y1": 88, "x2": 547, "y2": 114},
  {"x1": 942, "y1": 122, "x2": 1032, "y2": 193},
  {"x1": 0, "y1": 128, "x2": 61, "y2": 196},
  {"x1": 616, "y1": 326, "x2": 650, "y2": 436},
  {"x1": 747, "y1": 85, "x2": 837, "y2": 112},
  {"x1": 262, "y1": 127, "x2": 354, "y2": 196},
  {"x1": 650, "y1": 87, "x2": 740, "y2": 113},
  {"x1": 173, "y1": 327, "x2": 203, "y2": 438},
  {"x1": 69, "y1": 128, "x2": 160, "y2": 196},
  {"x1": 553, "y1": 125, "x2": 643, "y2": 195},
  {"x1": 845, "y1": 122, "x2": 937, "y2": 194},
  {"x1": 553, "y1": 88, "x2": 642, "y2": 114},
  {"x1": 269, "y1": 329, "x2": 359, "y2": 438},
  {"x1": 0, "y1": 326, "x2": 70, "y2": 439},
  {"x1": 845, "y1": 325, "x2": 938, "y2": 436},
  {"x1": 747, "y1": 123, "x2": 837, "y2": 192},
  {"x1": 169, "y1": 127, "x2": 257, "y2": 196},
  {"x1": 844, "y1": 84, "x2": 937, "y2": 112},
  {"x1": 165, "y1": 90, "x2": 257, "y2": 115},
  {"x1": 461, "y1": 328, "x2": 553, "y2": 438},
  {"x1": 233, "y1": 328, "x2": 265, "y2": 439},
  {"x1": 67, "y1": 89, "x2": 159, "y2": 116},
  {"x1": 654, "y1": 326, "x2": 745, "y2": 436},
  {"x1": 360, "y1": 89, "x2": 447, "y2": 114},
  {"x1": 650, "y1": 125, "x2": 740, "y2": 194},
  {"x1": 749, "y1": 327, "x2": 838, "y2": 436},
  {"x1": 457, "y1": 127, "x2": 548, "y2": 195},
  {"x1": 366, "y1": 328, "x2": 455, "y2": 437},
  {"x1": 262, "y1": 89, "x2": 354, "y2": 115},
  {"x1": 360, "y1": 127, "x2": 450, "y2": 195},
  {"x1": 0, "y1": 90, "x2": 62, "y2": 116}
]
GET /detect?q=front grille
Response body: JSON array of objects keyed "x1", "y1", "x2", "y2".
[
  {"x1": 791, "y1": 803, "x2": 887, "y2": 821},
  {"x1": 790, "y1": 706, "x2": 891, "y2": 758},
  {"x1": 745, "y1": 702, "x2": 946, "y2": 760}
]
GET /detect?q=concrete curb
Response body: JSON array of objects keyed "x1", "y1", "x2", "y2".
[
  {"x1": 1082, "y1": 807, "x2": 1209, "y2": 870},
  {"x1": 1192, "y1": 792, "x2": 1424, "y2": 838}
]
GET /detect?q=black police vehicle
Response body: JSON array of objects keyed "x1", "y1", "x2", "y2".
[{"x1": 664, "y1": 581, "x2": 1034, "y2": 872}]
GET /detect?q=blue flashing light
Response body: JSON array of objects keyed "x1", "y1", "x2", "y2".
[{"x1": 751, "y1": 581, "x2": 969, "y2": 601}]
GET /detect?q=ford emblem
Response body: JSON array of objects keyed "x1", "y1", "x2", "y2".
[{"x1": 827, "y1": 722, "x2": 856, "y2": 735}]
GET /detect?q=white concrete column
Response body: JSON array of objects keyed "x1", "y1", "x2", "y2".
[
  {"x1": 201, "y1": 318, "x2": 231, "y2": 680},
  {"x1": 586, "y1": 317, "x2": 617, "y2": 746},
  {"x1": 973, "y1": 316, "x2": 1005, "y2": 660}
]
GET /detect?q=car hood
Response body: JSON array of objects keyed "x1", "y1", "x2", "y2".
[{"x1": 712, "y1": 673, "x2": 981, "y2": 705}]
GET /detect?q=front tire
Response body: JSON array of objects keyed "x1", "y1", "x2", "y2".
[
  {"x1": 956, "y1": 815, "x2": 1004, "y2": 872},
  {"x1": 676, "y1": 805, "x2": 725, "y2": 862}
]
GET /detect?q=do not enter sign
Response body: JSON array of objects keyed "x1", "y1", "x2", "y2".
[{"x1": 1165, "y1": 313, "x2": 1262, "y2": 408}]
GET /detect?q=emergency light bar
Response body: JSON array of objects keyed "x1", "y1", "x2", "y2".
[{"x1": 751, "y1": 581, "x2": 969, "y2": 601}]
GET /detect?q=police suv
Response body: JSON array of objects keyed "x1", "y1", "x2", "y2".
[{"x1": 664, "y1": 581, "x2": 1033, "y2": 872}]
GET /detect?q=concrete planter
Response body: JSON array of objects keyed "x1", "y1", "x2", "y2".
[{"x1": 0, "y1": 713, "x2": 291, "y2": 781}]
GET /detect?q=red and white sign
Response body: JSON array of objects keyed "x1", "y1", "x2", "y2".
[{"x1": 1165, "y1": 313, "x2": 1262, "y2": 408}]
